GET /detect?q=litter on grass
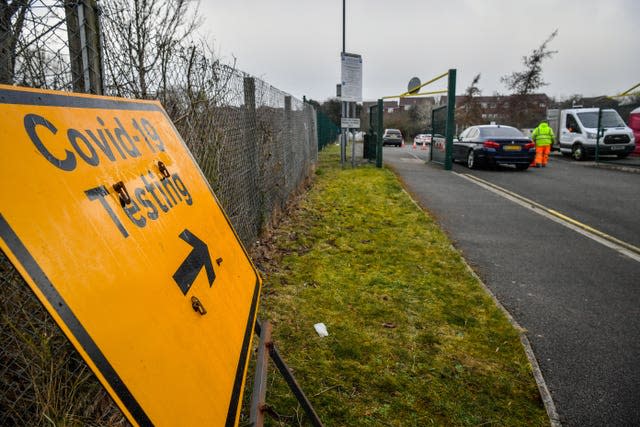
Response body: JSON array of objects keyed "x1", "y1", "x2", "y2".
[{"x1": 314, "y1": 322, "x2": 329, "y2": 337}]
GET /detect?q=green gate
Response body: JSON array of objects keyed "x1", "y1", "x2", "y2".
[
  {"x1": 431, "y1": 106, "x2": 447, "y2": 166},
  {"x1": 430, "y1": 69, "x2": 456, "y2": 170}
]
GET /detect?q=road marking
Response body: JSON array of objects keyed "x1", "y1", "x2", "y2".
[{"x1": 454, "y1": 172, "x2": 640, "y2": 263}]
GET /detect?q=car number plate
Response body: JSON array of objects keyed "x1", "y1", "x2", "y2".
[
  {"x1": 611, "y1": 145, "x2": 623, "y2": 151},
  {"x1": 503, "y1": 145, "x2": 521, "y2": 151}
]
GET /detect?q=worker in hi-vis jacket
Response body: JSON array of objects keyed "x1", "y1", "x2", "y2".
[{"x1": 531, "y1": 121, "x2": 555, "y2": 168}]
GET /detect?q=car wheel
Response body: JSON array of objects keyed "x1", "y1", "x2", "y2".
[
  {"x1": 571, "y1": 144, "x2": 586, "y2": 161},
  {"x1": 466, "y1": 150, "x2": 476, "y2": 169},
  {"x1": 515, "y1": 164, "x2": 529, "y2": 170}
]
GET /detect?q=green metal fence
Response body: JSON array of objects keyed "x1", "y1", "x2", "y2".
[
  {"x1": 367, "y1": 99, "x2": 383, "y2": 167},
  {"x1": 431, "y1": 105, "x2": 448, "y2": 165},
  {"x1": 317, "y1": 109, "x2": 340, "y2": 151}
]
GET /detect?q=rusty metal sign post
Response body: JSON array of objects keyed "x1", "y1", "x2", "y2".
[{"x1": 250, "y1": 320, "x2": 324, "y2": 427}]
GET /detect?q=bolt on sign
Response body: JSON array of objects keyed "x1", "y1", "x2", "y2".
[{"x1": 0, "y1": 85, "x2": 262, "y2": 426}]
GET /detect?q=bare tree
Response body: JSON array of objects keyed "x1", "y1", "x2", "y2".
[
  {"x1": 0, "y1": 0, "x2": 30, "y2": 83},
  {"x1": 407, "y1": 101, "x2": 429, "y2": 135},
  {"x1": 466, "y1": 73, "x2": 481, "y2": 97},
  {"x1": 317, "y1": 98, "x2": 341, "y2": 125},
  {"x1": 501, "y1": 30, "x2": 558, "y2": 127},
  {"x1": 180, "y1": 40, "x2": 238, "y2": 107},
  {"x1": 101, "y1": 0, "x2": 201, "y2": 98},
  {"x1": 4, "y1": 1, "x2": 81, "y2": 90},
  {"x1": 502, "y1": 29, "x2": 558, "y2": 95},
  {"x1": 457, "y1": 73, "x2": 483, "y2": 128}
]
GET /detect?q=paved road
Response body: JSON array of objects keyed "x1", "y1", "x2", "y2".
[{"x1": 383, "y1": 146, "x2": 640, "y2": 426}]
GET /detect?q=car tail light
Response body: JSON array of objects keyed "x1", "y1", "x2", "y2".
[
  {"x1": 483, "y1": 140, "x2": 500, "y2": 149},
  {"x1": 524, "y1": 141, "x2": 535, "y2": 150}
]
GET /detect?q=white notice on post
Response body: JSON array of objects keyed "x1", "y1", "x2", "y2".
[
  {"x1": 341, "y1": 52, "x2": 362, "y2": 102},
  {"x1": 341, "y1": 118, "x2": 360, "y2": 129}
]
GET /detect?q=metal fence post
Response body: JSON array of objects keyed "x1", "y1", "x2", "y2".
[
  {"x1": 444, "y1": 69, "x2": 457, "y2": 171},
  {"x1": 64, "y1": 0, "x2": 103, "y2": 94},
  {"x1": 595, "y1": 108, "x2": 602, "y2": 164},
  {"x1": 341, "y1": 101, "x2": 346, "y2": 167},
  {"x1": 376, "y1": 98, "x2": 383, "y2": 168},
  {"x1": 430, "y1": 108, "x2": 435, "y2": 162},
  {"x1": 283, "y1": 95, "x2": 292, "y2": 199},
  {"x1": 363, "y1": 133, "x2": 370, "y2": 159},
  {"x1": 367, "y1": 105, "x2": 374, "y2": 161},
  {"x1": 244, "y1": 76, "x2": 260, "y2": 236},
  {"x1": 351, "y1": 102, "x2": 356, "y2": 167}
]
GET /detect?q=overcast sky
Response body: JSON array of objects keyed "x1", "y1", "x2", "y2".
[{"x1": 199, "y1": 0, "x2": 639, "y2": 103}]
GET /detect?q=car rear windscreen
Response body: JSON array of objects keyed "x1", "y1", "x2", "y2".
[{"x1": 479, "y1": 127, "x2": 524, "y2": 138}]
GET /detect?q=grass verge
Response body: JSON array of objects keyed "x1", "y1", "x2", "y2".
[{"x1": 247, "y1": 144, "x2": 548, "y2": 426}]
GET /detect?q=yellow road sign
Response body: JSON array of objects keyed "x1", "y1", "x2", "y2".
[{"x1": 0, "y1": 85, "x2": 262, "y2": 426}]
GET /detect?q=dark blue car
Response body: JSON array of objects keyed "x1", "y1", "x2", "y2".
[{"x1": 453, "y1": 125, "x2": 535, "y2": 170}]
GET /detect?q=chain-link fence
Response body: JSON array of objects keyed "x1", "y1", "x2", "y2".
[
  {"x1": 160, "y1": 67, "x2": 318, "y2": 246},
  {"x1": 4, "y1": 1, "x2": 70, "y2": 89},
  {"x1": 0, "y1": 253, "x2": 130, "y2": 427},
  {"x1": 5, "y1": 2, "x2": 318, "y2": 248},
  {"x1": 1, "y1": 1, "x2": 319, "y2": 424}
]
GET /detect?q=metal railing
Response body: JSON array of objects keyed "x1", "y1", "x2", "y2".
[{"x1": 316, "y1": 109, "x2": 340, "y2": 151}]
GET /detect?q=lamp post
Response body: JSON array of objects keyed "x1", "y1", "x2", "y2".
[
  {"x1": 340, "y1": 0, "x2": 347, "y2": 166},
  {"x1": 342, "y1": 0, "x2": 345, "y2": 53},
  {"x1": 340, "y1": 0, "x2": 361, "y2": 168}
]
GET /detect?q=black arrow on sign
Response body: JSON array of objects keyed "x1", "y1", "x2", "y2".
[{"x1": 172, "y1": 229, "x2": 215, "y2": 295}]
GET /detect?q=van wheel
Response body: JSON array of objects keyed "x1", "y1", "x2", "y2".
[
  {"x1": 572, "y1": 144, "x2": 586, "y2": 161},
  {"x1": 467, "y1": 150, "x2": 476, "y2": 169}
]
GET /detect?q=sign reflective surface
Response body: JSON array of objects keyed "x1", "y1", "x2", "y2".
[{"x1": 0, "y1": 85, "x2": 261, "y2": 426}]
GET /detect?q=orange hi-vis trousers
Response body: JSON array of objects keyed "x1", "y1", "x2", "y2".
[{"x1": 534, "y1": 145, "x2": 551, "y2": 166}]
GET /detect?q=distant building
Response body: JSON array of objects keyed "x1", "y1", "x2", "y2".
[
  {"x1": 399, "y1": 97, "x2": 436, "y2": 111},
  {"x1": 363, "y1": 96, "x2": 440, "y2": 114},
  {"x1": 456, "y1": 93, "x2": 551, "y2": 129},
  {"x1": 362, "y1": 100, "x2": 401, "y2": 113}
]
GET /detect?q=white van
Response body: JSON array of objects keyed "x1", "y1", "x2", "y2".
[{"x1": 550, "y1": 108, "x2": 636, "y2": 160}]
